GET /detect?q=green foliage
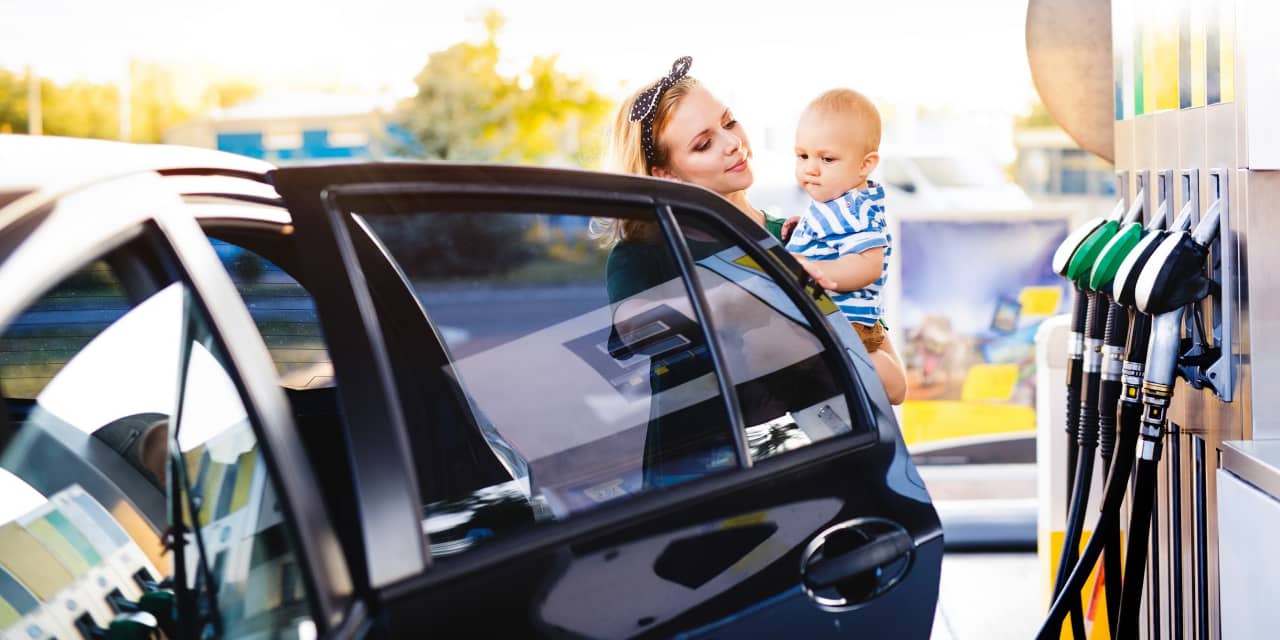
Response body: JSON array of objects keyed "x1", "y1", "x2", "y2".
[
  {"x1": 1016, "y1": 101, "x2": 1058, "y2": 129},
  {"x1": 204, "y1": 80, "x2": 260, "y2": 110},
  {"x1": 397, "y1": 10, "x2": 614, "y2": 168},
  {"x1": 0, "y1": 63, "x2": 198, "y2": 142},
  {"x1": 126, "y1": 62, "x2": 192, "y2": 143},
  {"x1": 0, "y1": 68, "x2": 121, "y2": 139}
]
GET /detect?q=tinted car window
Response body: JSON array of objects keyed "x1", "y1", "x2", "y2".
[
  {"x1": 0, "y1": 256, "x2": 313, "y2": 639},
  {"x1": 354, "y1": 208, "x2": 740, "y2": 558},
  {"x1": 673, "y1": 214, "x2": 869, "y2": 462},
  {"x1": 210, "y1": 239, "x2": 332, "y2": 389},
  {"x1": 0, "y1": 261, "x2": 126, "y2": 399}
]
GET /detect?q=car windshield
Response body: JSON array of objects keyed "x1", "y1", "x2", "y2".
[{"x1": 912, "y1": 156, "x2": 1008, "y2": 188}]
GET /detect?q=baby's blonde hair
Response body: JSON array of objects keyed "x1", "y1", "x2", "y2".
[
  {"x1": 804, "y1": 88, "x2": 882, "y2": 153},
  {"x1": 592, "y1": 75, "x2": 701, "y2": 247}
]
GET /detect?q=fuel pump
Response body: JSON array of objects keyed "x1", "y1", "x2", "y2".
[
  {"x1": 1048, "y1": 198, "x2": 1136, "y2": 637},
  {"x1": 1038, "y1": 195, "x2": 1178, "y2": 638},
  {"x1": 1084, "y1": 194, "x2": 1148, "y2": 627},
  {"x1": 1113, "y1": 198, "x2": 1222, "y2": 639},
  {"x1": 1036, "y1": 195, "x2": 1215, "y2": 640},
  {"x1": 1051, "y1": 208, "x2": 1117, "y2": 513},
  {"x1": 1047, "y1": 204, "x2": 1123, "y2": 638}
]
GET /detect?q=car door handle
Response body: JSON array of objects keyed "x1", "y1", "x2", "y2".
[{"x1": 804, "y1": 527, "x2": 914, "y2": 588}]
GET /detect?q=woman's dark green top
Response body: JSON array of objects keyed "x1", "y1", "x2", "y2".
[{"x1": 605, "y1": 213, "x2": 784, "y2": 304}]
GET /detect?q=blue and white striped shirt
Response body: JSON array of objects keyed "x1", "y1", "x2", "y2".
[{"x1": 785, "y1": 180, "x2": 891, "y2": 326}]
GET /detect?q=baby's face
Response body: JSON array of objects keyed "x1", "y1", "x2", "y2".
[{"x1": 794, "y1": 112, "x2": 874, "y2": 203}]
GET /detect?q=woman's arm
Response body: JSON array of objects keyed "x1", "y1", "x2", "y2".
[{"x1": 870, "y1": 332, "x2": 907, "y2": 405}]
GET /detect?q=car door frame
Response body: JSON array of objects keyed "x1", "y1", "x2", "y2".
[
  {"x1": 0, "y1": 171, "x2": 361, "y2": 637},
  {"x1": 270, "y1": 162, "x2": 942, "y2": 618}
]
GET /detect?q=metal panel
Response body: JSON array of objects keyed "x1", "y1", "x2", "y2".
[
  {"x1": 1205, "y1": 104, "x2": 1236, "y2": 172},
  {"x1": 1179, "y1": 107, "x2": 1208, "y2": 217},
  {"x1": 1136, "y1": 115, "x2": 1159, "y2": 178},
  {"x1": 1245, "y1": 170, "x2": 1280, "y2": 438},
  {"x1": 1156, "y1": 111, "x2": 1182, "y2": 180},
  {"x1": 1216, "y1": 467, "x2": 1280, "y2": 638},
  {"x1": 1238, "y1": 0, "x2": 1280, "y2": 168},
  {"x1": 1117, "y1": 118, "x2": 1137, "y2": 181},
  {"x1": 1235, "y1": 168, "x2": 1252, "y2": 436}
]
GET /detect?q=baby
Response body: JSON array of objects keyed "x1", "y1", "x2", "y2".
[{"x1": 785, "y1": 88, "x2": 891, "y2": 354}]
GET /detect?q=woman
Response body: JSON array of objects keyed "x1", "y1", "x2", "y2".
[{"x1": 600, "y1": 57, "x2": 907, "y2": 404}]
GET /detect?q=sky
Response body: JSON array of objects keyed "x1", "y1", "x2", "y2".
[
  {"x1": 1, "y1": 0, "x2": 1038, "y2": 170},
  {"x1": 1, "y1": 0, "x2": 1036, "y2": 110}
]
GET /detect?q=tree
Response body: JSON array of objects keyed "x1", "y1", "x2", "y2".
[
  {"x1": 1016, "y1": 101, "x2": 1058, "y2": 129},
  {"x1": 0, "y1": 62, "x2": 207, "y2": 142},
  {"x1": 203, "y1": 79, "x2": 260, "y2": 111},
  {"x1": 397, "y1": 10, "x2": 614, "y2": 168},
  {"x1": 0, "y1": 68, "x2": 120, "y2": 138},
  {"x1": 126, "y1": 62, "x2": 191, "y2": 143}
]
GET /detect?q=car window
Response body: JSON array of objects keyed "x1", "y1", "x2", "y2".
[
  {"x1": 353, "y1": 207, "x2": 741, "y2": 559},
  {"x1": 210, "y1": 238, "x2": 332, "y2": 389},
  {"x1": 0, "y1": 261, "x2": 127, "y2": 400},
  {"x1": 0, "y1": 254, "x2": 313, "y2": 639},
  {"x1": 672, "y1": 214, "x2": 872, "y2": 462}
]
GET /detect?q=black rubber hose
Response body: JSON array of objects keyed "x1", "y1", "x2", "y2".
[
  {"x1": 1115, "y1": 457, "x2": 1161, "y2": 639},
  {"x1": 1170, "y1": 427, "x2": 1184, "y2": 640},
  {"x1": 1051, "y1": 451, "x2": 1094, "y2": 639},
  {"x1": 1053, "y1": 291, "x2": 1103, "y2": 638},
  {"x1": 1037, "y1": 313, "x2": 1151, "y2": 640},
  {"x1": 1098, "y1": 302, "x2": 1128, "y2": 466},
  {"x1": 1077, "y1": 294, "x2": 1109, "y2": 448},
  {"x1": 1102, "y1": 507, "x2": 1123, "y2": 630},
  {"x1": 1059, "y1": 289, "x2": 1087, "y2": 637},
  {"x1": 1036, "y1": 400, "x2": 1141, "y2": 639},
  {"x1": 1065, "y1": 289, "x2": 1089, "y2": 502},
  {"x1": 1097, "y1": 302, "x2": 1128, "y2": 629}
]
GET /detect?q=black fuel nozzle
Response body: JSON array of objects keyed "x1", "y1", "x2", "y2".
[
  {"x1": 1097, "y1": 299, "x2": 1129, "y2": 464},
  {"x1": 1076, "y1": 292, "x2": 1108, "y2": 448},
  {"x1": 1065, "y1": 288, "x2": 1089, "y2": 443}
]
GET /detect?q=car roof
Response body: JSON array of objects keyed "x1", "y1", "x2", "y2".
[{"x1": 0, "y1": 134, "x2": 274, "y2": 195}]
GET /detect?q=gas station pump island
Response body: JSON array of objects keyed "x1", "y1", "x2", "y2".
[{"x1": 1030, "y1": 0, "x2": 1280, "y2": 638}]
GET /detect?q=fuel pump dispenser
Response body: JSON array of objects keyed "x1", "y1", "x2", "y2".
[
  {"x1": 1025, "y1": 0, "x2": 1280, "y2": 636},
  {"x1": 1037, "y1": 196, "x2": 1213, "y2": 640}
]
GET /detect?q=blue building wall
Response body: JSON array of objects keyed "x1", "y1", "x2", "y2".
[{"x1": 215, "y1": 123, "x2": 420, "y2": 164}]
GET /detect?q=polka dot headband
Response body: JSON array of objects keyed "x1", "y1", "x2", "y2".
[{"x1": 629, "y1": 56, "x2": 693, "y2": 165}]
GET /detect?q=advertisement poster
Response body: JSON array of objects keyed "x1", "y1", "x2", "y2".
[{"x1": 895, "y1": 218, "x2": 1070, "y2": 463}]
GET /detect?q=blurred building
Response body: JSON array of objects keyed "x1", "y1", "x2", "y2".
[
  {"x1": 165, "y1": 91, "x2": 417, "y2": 164},
  {"x1": 1013, "y1": 127, "x2": 1117, "y2": 218}
]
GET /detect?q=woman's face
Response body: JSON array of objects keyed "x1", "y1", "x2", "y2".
[{"x1": 652, "y1": 84, "x2": 754, "y2": 196}]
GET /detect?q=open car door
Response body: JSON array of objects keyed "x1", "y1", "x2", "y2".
[{"x1": 271, "y1": 163, "x2": 943, "y2": 638}]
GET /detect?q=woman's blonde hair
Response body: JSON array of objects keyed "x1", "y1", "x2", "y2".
[{"x1": 590, "y1": 76, "x2": 700, "y2": 247}]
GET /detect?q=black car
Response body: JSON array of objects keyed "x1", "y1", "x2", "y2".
[{"x1": 0, "y1": 134, "x2": 942, "y2": 639}]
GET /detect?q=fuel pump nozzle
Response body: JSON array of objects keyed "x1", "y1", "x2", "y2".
[
  {"x1": 1113, "y1": 206, "x2": 1221, "y2": 640},
  {"x1": 1044, "y1": 197, "x2": 1131, "y2": 639}
]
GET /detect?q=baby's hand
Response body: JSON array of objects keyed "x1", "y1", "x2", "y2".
[
  {"x1": 793, "y1": 255, "x2": 838, "y2": 291},
  {"x1": 781, "y1": 216, "x2": 801, "y2": 241}
]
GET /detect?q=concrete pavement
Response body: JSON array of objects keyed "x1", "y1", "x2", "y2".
[{"x1": 932, "y1": 552, "x2": 1042, "y2": 639}]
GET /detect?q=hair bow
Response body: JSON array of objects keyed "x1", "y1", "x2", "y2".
[{"x1": 629, "y1": 56, "x2": 692, "y2": 164}]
